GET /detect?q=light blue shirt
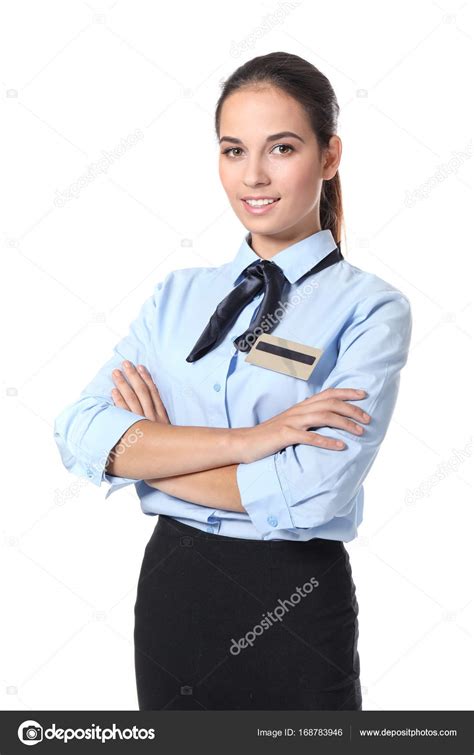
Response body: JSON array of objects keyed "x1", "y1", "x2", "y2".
[{"x1": 53, "y1": 229, "x2": 412, "y2": 542}]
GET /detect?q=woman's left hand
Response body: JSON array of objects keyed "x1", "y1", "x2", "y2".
[
  {"x1": 111, "y1": 361, "x2": 170, "y2": 490},
  {"x1": 111, "y1": 360, "x2": 170, "y2": 425}
]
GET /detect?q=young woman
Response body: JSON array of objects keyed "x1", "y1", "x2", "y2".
[{"x1": 54, "y1": 51, "x2": 412, "y2": 711}]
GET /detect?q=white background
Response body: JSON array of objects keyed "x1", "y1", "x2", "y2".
[{"x1": 1, "y1": 0, "x2": 472, "y2": 711}]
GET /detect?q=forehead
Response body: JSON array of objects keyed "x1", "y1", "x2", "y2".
[{"x1": 219, "y1": 86, "x2": 310, "y2": 139}]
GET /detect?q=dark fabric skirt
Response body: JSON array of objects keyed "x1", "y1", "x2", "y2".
[{"x1": 133, "y1": 514, "x2": 362, "y2": 711}]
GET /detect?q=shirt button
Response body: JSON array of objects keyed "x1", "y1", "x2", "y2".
[
  {"x1": 267, "y1": 515, "x2": 278, "y2": 527},
  {"x1": 213, "y1": 383, "x2": 221, "y2": 392},
  {"x1": 87, "y1": 468, "x2": 93, "y2": 479}
]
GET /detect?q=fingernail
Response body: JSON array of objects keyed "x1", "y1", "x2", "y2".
[{"x1": 123, "y1": 360, "x2": 131, "y2": 368}]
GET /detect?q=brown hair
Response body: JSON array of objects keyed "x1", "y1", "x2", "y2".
[{"x1": 215, "y1": 51, "x2": 345, "y2": 248}]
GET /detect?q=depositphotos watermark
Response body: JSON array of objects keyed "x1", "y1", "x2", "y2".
[
  {"x1": 229, "y1": 577, "x2": 319, "y2": 656},
  {"x1": 229, "y1": 1, "x2": 302, "y2": 58},
  {"x1": 403, "y1": 138, "x2": 472, "y2": 208},
  {"x1": 53, "y1": 128, "x2": 144, "y2": 207},
  {"x1": 17, "y1": 719, "x2": 155, "y2": 746},
  {"x1": 235, "y1": 279, "x2": 319, "y2": 352},
  {"x1": 404, "y1": 437, "x2": 472, "y2": 505},
  {"x1": 53, "y1": 421, "x2": 145, "y2": 503}
]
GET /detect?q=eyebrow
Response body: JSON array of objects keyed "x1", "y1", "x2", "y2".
[{"x1": 219, "y1": 131, "x2": 305, "y2": 145}]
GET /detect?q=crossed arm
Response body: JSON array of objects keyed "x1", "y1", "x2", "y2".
[
  {"x1": 108, "y1": 360, "x2": 245, "y2": 512},
  {"x1": 146, "y1": 463, "x2": 243, "y2": 511},
  {"x1": 107, "y1": 286, "x2": 411, "y2": 527}
]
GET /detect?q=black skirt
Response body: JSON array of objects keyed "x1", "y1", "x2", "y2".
[{"x1": 134, "y1": 514, "x2": 362, "y2": 711}]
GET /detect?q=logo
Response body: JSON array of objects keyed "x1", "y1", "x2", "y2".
[
  {"x1": 17, "y1": 719, "x2": 156, "y2": 745},
  {"x1": 18, "y1": 720, "x2": 43, "y2": 746}
]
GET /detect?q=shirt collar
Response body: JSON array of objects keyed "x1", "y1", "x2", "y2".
[{"x1": 228, "y1": 228, "x2": 340, "y2": 285}]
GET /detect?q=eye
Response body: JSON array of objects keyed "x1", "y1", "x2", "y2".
[
  {"x1": 221, "y1": 143, "x2": 295, "y2": 158},
  {"x1": 221, "y1": 147, "x2": 243, "y2": 158},
  {"x1": 271, "y1": 143, "x2": 294, "y2": 155}
]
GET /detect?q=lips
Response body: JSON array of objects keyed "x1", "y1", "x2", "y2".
[
  {"x1": 241, "y1": 197, "x2": 280, "y2": 201},
  {"x1": 240, "y1": 197, "x2": 281, "y2": 215}
]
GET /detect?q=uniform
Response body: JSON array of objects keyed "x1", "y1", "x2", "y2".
[{"x1": 54, "y1": 228, "x2": 412, "y2": 710}]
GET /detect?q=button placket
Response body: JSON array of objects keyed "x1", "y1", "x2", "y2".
[{"x1": 206, "y1": 354, "x2": 232, "y2": 426}]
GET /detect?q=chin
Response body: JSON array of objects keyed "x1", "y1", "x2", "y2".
[{"x1": 236, "y1": 210, "x2": 283, "y2": 226}]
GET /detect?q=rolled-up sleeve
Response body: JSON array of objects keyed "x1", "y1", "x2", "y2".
[
  {"x1": 53, "y1": 282, "x2": 163, "y2": 497},
  {"x1": 236, "y1": 290, "x2": 412, "y2": 536}
]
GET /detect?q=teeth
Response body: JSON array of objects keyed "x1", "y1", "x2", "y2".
[{"x1": 245, "y1": 198, "x2": 277, "y2": 206}]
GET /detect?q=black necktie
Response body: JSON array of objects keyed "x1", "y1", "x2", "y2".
[{"x1": 185, "y1": 242, "x2": 343, "y2": 363}]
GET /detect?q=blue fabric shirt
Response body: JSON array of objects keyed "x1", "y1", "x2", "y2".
[{"x1": 53, "y1": 228, "x2": 412, "y2": 542}]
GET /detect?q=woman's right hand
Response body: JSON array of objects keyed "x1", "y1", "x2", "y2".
[{"x1": 238, "y1": 388, "x2": 371, "y2": 463}]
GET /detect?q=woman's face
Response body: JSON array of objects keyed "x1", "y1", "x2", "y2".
[{"x1": 218, "y1": 85, "x2": 341, "y2": 254}]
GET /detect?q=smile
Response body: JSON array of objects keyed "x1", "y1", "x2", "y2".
[{"x1": 241, "y1": 198, "x2": 281, "y2": 215}]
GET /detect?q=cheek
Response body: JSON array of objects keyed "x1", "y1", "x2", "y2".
[
  {"x1": 269, "y1": 158, "x2": 308, "y2": 188},
  {"x1": 218, "y1": 160, "x2": 226, "y2": 185},
  {"x1": 219, "y1": 159, "x2": 235, "y2": 184},
  {"x1": 283, "y1": 163, "x2": 319, "y2": 203}
]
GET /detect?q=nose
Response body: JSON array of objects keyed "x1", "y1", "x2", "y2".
[{"x1": 242, "y1": 155, "x2": 270, "y2": 187}]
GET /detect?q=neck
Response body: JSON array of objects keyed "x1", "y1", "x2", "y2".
[{"x1": 248, "y1": 218, "x2": 322, "y2": 259}]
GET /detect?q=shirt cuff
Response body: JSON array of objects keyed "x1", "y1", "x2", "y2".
[
  {"x1": 236, "y1": 454, "x2": 295, "y2": 536},
  {"x1": 103, "y1": 472, "x2": 139, "y2": 499},
  {"x1": 82, "y1": 406, "x2": 149, "y2": 488}
]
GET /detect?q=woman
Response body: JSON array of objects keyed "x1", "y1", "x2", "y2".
[{"x1": 54, "y1": 51, "x2": 412, "y2": 711}]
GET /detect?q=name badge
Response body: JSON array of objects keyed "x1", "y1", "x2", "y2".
[{"x1": 245, "y1": 334, "x2": 323, "y2": 381}]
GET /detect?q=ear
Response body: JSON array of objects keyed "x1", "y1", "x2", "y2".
[{"x1": 322, "y1": 135, "x2": 342, "y2": 180}]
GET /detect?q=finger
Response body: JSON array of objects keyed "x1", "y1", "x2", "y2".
[
  {"x1": 323, "y1": 399, "x2": 371, "y2": 423},
  {"x1": 321, "y1": 387, "x2": 367, "y2": 399},
  {"x1": 293, "y1": 396, "x2": 371, "y2": 424},
  {"x1": 305, "y1": 388, "x2": 368, "y2": 404},
  {"x1": 296, "y1": 430, "x2": 346, "y2": 450},
  {"x1": 121, "y1": 361, "x2": 161, "y2": 420},
  {"x1": 115, "y1": 360, "x2": 155, "y2": 420},
  {"x1": 112, "y1": 367, "x2": 146, "y2": 416},
  {"x1": 306, "y1": 411, "x2": 366, "y2": 435},
  {"x1": 111, "y1": 388, "x2": 130, "y2": 411},
  {"x1": 293, "y1": 406, "x2": 369, "y2": 434},
  {"x1": 136, "y1": 364, "x2": 170, "y2": 422}
]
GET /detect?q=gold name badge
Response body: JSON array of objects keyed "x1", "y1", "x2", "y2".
[{"x1": 245, "y1": 333, "x2": 323, "y2": 381}]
